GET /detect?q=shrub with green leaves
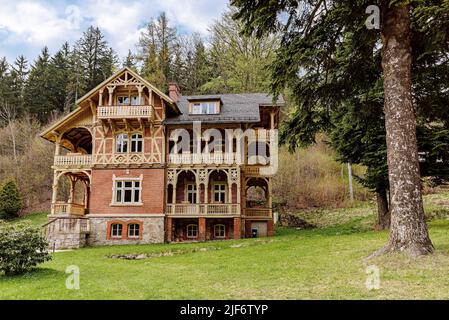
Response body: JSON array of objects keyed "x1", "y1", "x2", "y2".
[
  {"x1": 0, "y1": 221, "x2": 52, "y2": 276},
  {"x1": 0, "y1": 179, "x2": 23, "y2": 219}
]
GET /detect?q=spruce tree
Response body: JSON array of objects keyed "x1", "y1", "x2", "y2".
[
  {"x1": 24, "y1": 47, "x2": 53, "y2": 122},
  {"x1": 231, "y1": 0, "x2": 449, "y2": 256},
  {"x1": 75, "y1": 26, "x2": 116, "y2": 96}
]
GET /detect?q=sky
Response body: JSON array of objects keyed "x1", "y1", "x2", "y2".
[{"x1": 0, "y1": 0, "x2": 229, "y2": 64}]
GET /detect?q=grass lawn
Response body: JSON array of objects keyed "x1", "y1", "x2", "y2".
[{"x1": 1, "y1": 195, "x2": 449, "y2": 299}]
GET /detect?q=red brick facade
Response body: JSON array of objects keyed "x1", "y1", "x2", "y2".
[{"x1": 90, "y1": 168, "x2": 165, "y2": 215}]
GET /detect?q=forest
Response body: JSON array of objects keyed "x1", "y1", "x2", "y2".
[{"x1": 0, "y1": 8, "x2": 364, "y2": 216}]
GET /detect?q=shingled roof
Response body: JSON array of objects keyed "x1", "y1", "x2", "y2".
[{"x1": 164, "y1": 93, "x2": 284, "y2": 124}]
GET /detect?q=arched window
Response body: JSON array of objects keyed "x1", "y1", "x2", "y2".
[
  {"x1": 214, "y1": 224, "x2": 225, "y2": 238},
  {"x1": 131, "y1": 133, "x2": 143, "y2": 153},
  {"x1": 186, "y1": 224, "x2": 198, "y2": 238},
  {"x1": 128, "y1": 223, "x2": 140, "y2": 238},
  {"x1": 110, "y1": 223, "x2": 123, "y2": 238},
  {"x1": 116, "y1": 133, "x2": 128, "y2": 153}
]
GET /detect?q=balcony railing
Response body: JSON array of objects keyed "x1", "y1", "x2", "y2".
[
  {"x1": 243, "y1": 165, "x2": 276, "y2": 176},
  {"x1": 244, "y1": 207, "x2": 272, "y2": 218},
  {"x1": 97, "y1": 105, "x2": 154, "y2": 119},
  {"x1": 51, "y1": 202, "x2": 86, "y2": 216},
  {"x1": 166, "y1": 203, "x2": 240, "y2": 216},
  {"x1": 168, "y1": 152, "x2": 239, "y2": 165},
  {"x1": 54, "y1": 155, "x2": 92, "y2": 168}
]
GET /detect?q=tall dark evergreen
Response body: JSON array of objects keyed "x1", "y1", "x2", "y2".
[
  {"x1": 49, "y1": 42, "x2": 73, "y2": 114},
  {"x1": 9, "y1": 55, "x2": 29, "y2": 115},
  {"x1": 24, "y1": 47, "x2": 53, "y2": 122},
  {"x1": 123, "y1": 50, "x2": 137, "y2": 71},
  {"x1": 75, "y1": 26, "x2": 116, "y2": 96},
  {"x1": 231, "y1": 0, "x2": 449, "y2": 256}
]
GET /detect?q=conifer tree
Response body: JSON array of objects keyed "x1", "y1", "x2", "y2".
[
  {"x1": 231, "y1": 0, "x2": 449, "y2": 256},
  {"x1": 0, "y1": 179, "x2": 23, "y2": 219},
  {"x1": 24, "y1": 47, "x2": 53, "y2": 122}
]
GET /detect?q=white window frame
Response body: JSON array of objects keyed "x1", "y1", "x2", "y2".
[
  {"x1": 115, "y1": 132, "x2": 144, "y2": 154},
  {"x1": 116, "y1": 133, "x2": 128, "y2": 153},
  {"x1": 214, "y1": 224, "x2": 226, "y2": 238},
  {"x1": 117, "y1": 96, "x2": 130, "y2": 106},
  {"x1": 111, "y1": 175, "x2": 143, "y2": 206},
  {"x1": 111, "y1": 223, "x2": 123, "y2": 238},
  {"x1": 186, "y1": 183, "x2": 197, "y2": 204},
  {"x1": 130, "y1": 95, "x2": 143, "y2": 106},
  {"x1": 186, "y1": 224, "x2": 198, "y2": 238},
  {"x1": 130, "y1": 133, "x2": 143, "y2": 153},
  {"x1": 128, "y1": 223, "x2": 140, "y2": 238},
  {"x1": 213, "y1": 182, "x2": 227, "y2": 203},
  {"x1": 190, "y1": 101, "x2": 219, "y2": 115}
]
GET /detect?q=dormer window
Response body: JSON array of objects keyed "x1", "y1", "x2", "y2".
[{"x1": 189, "y1": 101, "x2": 220, "y2": 115}]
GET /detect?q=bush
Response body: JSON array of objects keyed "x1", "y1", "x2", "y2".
[
  {"x1": 0, "y1": 179, "x2": 23, "y2": 219},
  {"x1": 0, "y1": 221, "x2": 52, "y2": 276}
]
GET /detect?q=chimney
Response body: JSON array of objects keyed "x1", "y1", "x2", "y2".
[{"x1": 168, "y1": 83, "x2": 181, "y2": 102}]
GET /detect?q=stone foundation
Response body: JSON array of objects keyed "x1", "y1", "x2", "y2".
[
  {"x1": 87, "y1": 216, "x2": 164, "y2": 246},
  {"x1": 45, "y1": 217, "x2": 89, "y2": 250}
]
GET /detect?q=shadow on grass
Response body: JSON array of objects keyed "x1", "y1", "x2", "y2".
[{"x1": 0, "y1": 267, "x2": 64, "y2": 281}]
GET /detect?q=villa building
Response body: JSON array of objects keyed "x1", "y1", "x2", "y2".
[{"x1": 41, "y1": 67, "x2": 282, "y2": 249}]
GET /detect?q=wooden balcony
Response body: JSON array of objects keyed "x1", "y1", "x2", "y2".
[
  {"x1": 166, "y1": 203, "x2": 240, "y2": 217},
  {"x1": 54, "y1": 154, "x2": 92, "y2": 169},
  {"x1": 97, "y1": 105, "x2": 154, "y2": 120},
  {"x1": 168, "y1": 152, "x2": 239, "y2": 166},
  {"x1": 243, "y1": 165, "x2": 276, "y2": 177},
  {"x1": 51, "y1": 202, "x2": 86, "y2": 216},
  {"x1": 243, "y1": 207, "x2": 272, "y2": 218}
]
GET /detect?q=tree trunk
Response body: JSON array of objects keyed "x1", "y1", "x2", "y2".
[
  {"x1": 375, "y1": 4, "x2": 433, "y2": 256},
  {"x1": 375, "y1": 190, "x2": 390, "y2": 231}
]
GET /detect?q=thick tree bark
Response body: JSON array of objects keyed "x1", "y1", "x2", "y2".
[
  {"x1": 375, "y1": 190, "x2": 390, "y2": 231},
  {"x1": 375, "y1": 4, "x2": 434, "y2": 257}
]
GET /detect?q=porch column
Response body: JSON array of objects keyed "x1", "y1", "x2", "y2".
[
  {"x1": 267, "y1": 220, "x2": 274, "y2": 236},
  {"x1": 51, "y1": 171, "x2": 59, "y2": 214},
  {"x1": 233, "y1": 217, "x2": 241, "y2": 239},
  {"x1": 107, "y1": 86, "x2": 115, "y2": 106},
  {"x1": 99, "y1": 89, "x2": 103, "y2": 106},
  {"x1": 198, "y1": 217, "x2": 206, "y2": 241},
  {"x1": 270, "y1": 111, "x2": 276, "y2": 129},
  {"x1": 68, "y1": 176, "x2": 76, "y2": 204},
  {"x1": 245, "y1": 220, "x2": 252, "y2": 238},
  {"x1": 166, "y1": 217, "x2": 173, "y2": 242},
  {"x1": 267, "y1": 178, "x2": 273, "y2": 217}
]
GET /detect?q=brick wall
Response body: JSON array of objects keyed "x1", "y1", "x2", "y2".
[{"x1": 90, "y1": 168, "x2": 165, "y2": 214}]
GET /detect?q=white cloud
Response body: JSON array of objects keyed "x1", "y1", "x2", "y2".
[{"x1": 0, "y1": 0, "x2": 228, "y2": 63}]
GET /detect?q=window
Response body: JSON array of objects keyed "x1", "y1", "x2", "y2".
[
  {"x1": 186, "y1": 224, "x2": 198, "y2": 238},
  {"x1": 115, "y1": 180, "x2": 141, "y2": 204},
  {"x1": 110, "y1": 223, "x2": 123, "y2": 238},
  {"x1": 117, "y1": 96, "x2": 129, "y2": 105},
  {"x1": 131, "y1": 134, "x2": 143, "y2": 153},
  {"x1": 116, "y1": 133, "x2": 128, "y2": 153},
  {"x1": 190, "y1": 101, "x2": 219, "y2": 115},
  {"x1": 213, "y1": 183, "x2": 226, "y2": 203},
  {"x1": 214, "y1": 224, "x2": 225, "y2": 238},
  {"x1": 186, "y1": 184, "x2": 197, "y2": 204},
  {"x1": 128, "y1": 224, "x2": 140, "y2": 238},
  {"x1": 131, "y1": 96, "x2": 138, "y2": 106},
  {"x1": 116, "y1": 133, "x2": 144, "y2": 153}
]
